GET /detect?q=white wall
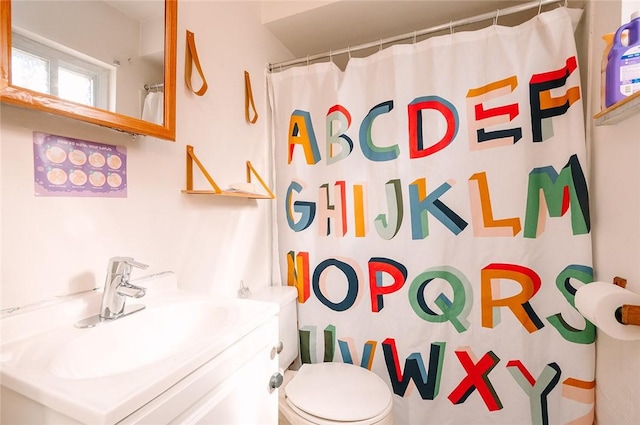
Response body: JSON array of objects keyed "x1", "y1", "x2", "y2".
[
  {"x1": 0, "y1": 0, "x2": 293, "y2": 310},
  {"x1": 585, "y1": 1, "x2": 640, "y2": 424},
  {"x1": 621, "y1": 0, "x2": 640, "y2": 21}
]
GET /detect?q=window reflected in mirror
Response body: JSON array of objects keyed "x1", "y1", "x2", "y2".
[{"x1": 12, "y1": 31, "x2": 112, "y2": 109}]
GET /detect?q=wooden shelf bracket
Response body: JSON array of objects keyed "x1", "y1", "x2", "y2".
[
  {"x1": 185, "y1": 145, "x2": 221, "y2": 193},
  {"x1": 246, "y1": 161, "x2": 275, "y2": 199},
  {"x1": 183, "y1": 145, "x2": 275, "y2": 199}
]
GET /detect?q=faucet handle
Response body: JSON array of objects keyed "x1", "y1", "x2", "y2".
[
  {"x1": 109, "y1": 256, "x2": 149, "y2": 270},
  {"x1": 124, "y1": 258, "x2": 148, "y2": 270},
  {"x1": 107, "y1": 257, "x2": 149, "y2": 286}
]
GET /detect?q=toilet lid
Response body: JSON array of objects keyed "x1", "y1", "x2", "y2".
[{"x1": 285, "y1": 362, "x2": 392, "y2": 422}]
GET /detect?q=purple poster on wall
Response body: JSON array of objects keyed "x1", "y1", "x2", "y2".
[{"x1": 33, "y1": 132, "x2": 127, "y2": 197}]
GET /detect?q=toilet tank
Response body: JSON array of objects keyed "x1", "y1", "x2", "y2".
[{"x1": 251, "y1": 286, "x2": 299, "y2": 369}]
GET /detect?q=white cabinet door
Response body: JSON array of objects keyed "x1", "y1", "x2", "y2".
[
  {"x1": 120, "y1": 317, "x2": 280, "y2": 425},
  {"x1": 190, "y1": 343, "x2": 279, "y2": 424}
]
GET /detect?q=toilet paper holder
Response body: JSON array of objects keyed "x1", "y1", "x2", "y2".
[{"x1": 612, "y1": 277, "x2": 640, "y2": 326}]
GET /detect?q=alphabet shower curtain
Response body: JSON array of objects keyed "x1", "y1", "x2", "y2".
[{"x1": 268, "y1": 7, "x2": 593, "y2": 425}]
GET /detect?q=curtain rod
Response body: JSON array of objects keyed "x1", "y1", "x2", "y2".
[
  {"x1": 144, "y1": 83, "x2": 164, "y2": 91},
  {"x1": 268, "y1": 0, "x2": 567, "y2": 72}
]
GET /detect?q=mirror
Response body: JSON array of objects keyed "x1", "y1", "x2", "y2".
[{"x1": 0, "y1": 0, "x2": 176, "y2": 141}]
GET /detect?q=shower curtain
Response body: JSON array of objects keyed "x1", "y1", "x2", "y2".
[
  {"x1": 268, "y1": 8, "x2": 594, "y2": 425},
  {"x1": 141, "y1": 91, "x2": 164, "y2": 125}
]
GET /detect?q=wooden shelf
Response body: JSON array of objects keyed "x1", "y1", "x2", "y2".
[
  {"x1": 181, "y1": 189, "x2": 273, "y2": 199},
  {"x1": 594, "y1": 91, "x2": 640, "y2": 126},
  {"x1": 182, "y1": 145, "x2": 275, "y2": 199}
]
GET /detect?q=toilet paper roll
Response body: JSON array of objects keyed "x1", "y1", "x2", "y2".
[{"x1": 575, "y1": 281, "x2": 640, "y2": 341}]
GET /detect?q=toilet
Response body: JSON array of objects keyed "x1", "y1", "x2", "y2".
[{"x1": 252, "y1": 286, "x2": 394, "y2": 425}]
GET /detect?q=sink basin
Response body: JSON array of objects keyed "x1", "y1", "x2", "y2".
[
  {"x1": 0, "y1": 272, "x2": 280, "y2": 425},
  {"x1": 48, "y1": 299, "x2": 230, "y2": 379}
]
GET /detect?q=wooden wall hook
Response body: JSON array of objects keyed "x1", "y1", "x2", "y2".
[
  {"x1": 612, "y1": 276, "x2": 640, "y2": 326},
  {"x1": 617, "y1": 305, "x2": 640, "y2": 326}
]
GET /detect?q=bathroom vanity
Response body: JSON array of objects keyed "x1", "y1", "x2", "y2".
[{"x1": 0, "y1": 272, "x2": 280, "y2": 424}]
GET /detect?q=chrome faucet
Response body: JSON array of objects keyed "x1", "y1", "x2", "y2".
[
  {"x1": 76, "y1": 256, "x2": 149, "y2": 328},
  {"x1": 99, "y1": 257, "x2": 149, "y2": 320}
]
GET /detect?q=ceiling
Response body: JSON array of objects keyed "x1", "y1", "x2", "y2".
[
  {"x1": 262, "y1": 0, "x2": 569, "y2": 62},
  {"x1": 104, "y1": 0, "x2": 164, "y2": 22}
]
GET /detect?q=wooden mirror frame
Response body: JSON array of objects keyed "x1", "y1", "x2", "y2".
[{"x1": 0, "y1": 0, "x2": 177, "y2": 141}]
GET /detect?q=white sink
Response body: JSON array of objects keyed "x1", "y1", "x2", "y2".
[
  {"x1": 48, "y1": 299, "x2": 230, "y2": 379},
  {"x1": 0, "y1": 272, "x2": 279, "y2": 424}
]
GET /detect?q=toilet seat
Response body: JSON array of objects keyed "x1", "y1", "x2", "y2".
[{"x1": 284, "y1": 363, "x2": 393, "y2": 425}]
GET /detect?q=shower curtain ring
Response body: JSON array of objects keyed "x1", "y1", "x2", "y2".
[
  {"x1": 494, "y1": 9, "x2": 500, "y2": 26},
  {"x1": 348, "y1": 46, "x2": 351, "y2": 59},
  {"x1": 413, "y1": 30, "x2": 417, "y2": 44},
  {"x1": 449, "y1": 21, "x2": 454, "y2": 35},
  {"x1": 538, "y1": 0, "x2": 543, "y2": 15},
  {"x1": 307, "y1": 55, "x2": 310, "y2": 67},
  {"x1": 379, "y1": 39, "x2": 383, "y2": 52}
]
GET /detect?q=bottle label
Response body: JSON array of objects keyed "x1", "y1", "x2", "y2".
[{"x1": 619, "y1": 45, "x2": 640, "y2": 96}]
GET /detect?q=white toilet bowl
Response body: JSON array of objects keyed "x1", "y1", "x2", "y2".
[
  {"x1": 251, "y1": 286, "x2": 394, "y2": 425},
  {"x1": 279, "y1": 363, "x2": 394, "y2": 425}
]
